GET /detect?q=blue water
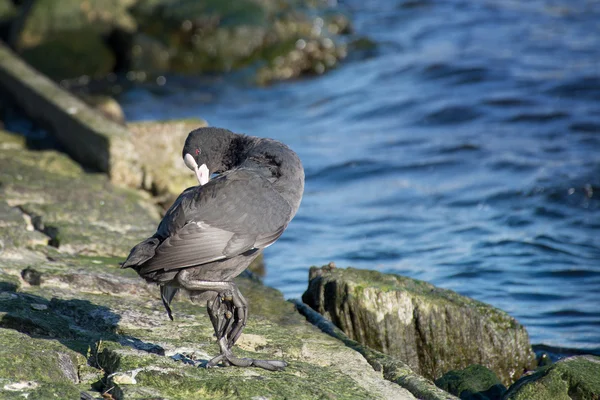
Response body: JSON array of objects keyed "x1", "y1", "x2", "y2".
[{"x1": 119, "y1": 0, "x2": 600, "y2": 350}]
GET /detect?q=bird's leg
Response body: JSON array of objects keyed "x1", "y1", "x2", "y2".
[
  {"x1": 207, "y1": 294, "x2": 232, "y2": 342},
  {"x1": 176, "y1": 270, "x2": 287, "y2": 371}
]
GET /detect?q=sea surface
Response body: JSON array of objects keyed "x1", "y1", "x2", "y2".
[{"x1": 119, "y1": 0, "x2": 600, "y2": 351}]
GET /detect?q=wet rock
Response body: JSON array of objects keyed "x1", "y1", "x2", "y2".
[
  {"x1": 128, "y1": 0, "x2": 351, "y2": 83},
  {"x1": 504, "y1": 355, "x2": 600, "y2": 400},
  {"x1": 435, "y1": 365, "x2": 507, "y2": 400},
  {"x1": 302, "y1": 264, "x2": 536, "y2": 385},
  {"x1": 11, "y1": 0, "x2": 136, "y2": 80},
  {"x1": 5, "y1": 0, "x2": 352, "y2": 83}
]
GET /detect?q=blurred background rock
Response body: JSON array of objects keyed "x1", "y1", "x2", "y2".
[{"x1": 0, "y1": 0, "x2": 357, "y2": 87}]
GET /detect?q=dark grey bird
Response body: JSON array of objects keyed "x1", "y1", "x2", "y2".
[{"x1": 122, "y1": 127, "x2": 304, "y2": 370}]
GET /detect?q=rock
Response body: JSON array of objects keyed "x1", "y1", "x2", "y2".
[
  {"x1": 0, "y1": 127, "x2": 415, "y2": 399},
  {"x1": 0, "y1": 129, "x2": 158, "y2": 257},
  {"x1": 0, "y1": 0, "x2": 15, "y2": 22},
  {"x1": 128, "y1": 0, "x2": 350, "y2": 83},
  {"x1": 127, "y1": 118, "x2": 208, "y2": 200},
  {"x1": 0, "y1": 43, "x2": 144, "y2": 188},
  {"x1": 0, "y1": 328, "x2": 84, "y2": 399},
  {"x1": 435, "y1": 365, "x2": 507, "y2": 400},
  {"x1": 302, "y1": 264, "x2": 536, "y2": 385},
  {"x1": 78, "y1": 94, "x2": 126, "y2": 124},
  {"x1": 3, "y1": 0, "x2": 353, "y2": 84},
  {"x1": 11, "y1": 0, "x2": 136, "y2": 80},
  {"x1": 504, "y1": 355, "x2": 600, "y2": 400},
  {"x1": 295, "y1": 299, "x2": 459, "y2": 400}
]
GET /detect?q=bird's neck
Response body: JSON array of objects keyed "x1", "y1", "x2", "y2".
[{"x1": 221, "y1": 134, "x2": 253, "y2": 171}]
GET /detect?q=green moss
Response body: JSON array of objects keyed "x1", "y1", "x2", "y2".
[
  {"x1": 506, "y1": 356, "x2": 600, "y2": 400},
  {"x1": 435, "y1": 365, "x2": 506, "y2": 400},
  {"x1": 0, "y1": 329, "x2": 84, "y2": 398},
  {"x1": 20, "y1": 31, "x2": 115, "y2": 80}
]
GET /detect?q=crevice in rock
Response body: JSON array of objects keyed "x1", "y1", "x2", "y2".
[
  {"x1": 21, "y1": 266, "x2": 42, "y2": 285},
  {"x1": 292, "y1": 299, "x2": 458, "y2": 400},
  {"x1": 16, "y1": 205, "x2": 60, "y2": 248},
  {"x1": 88, "y1": 341, "x2": 124, "y2": 400}
]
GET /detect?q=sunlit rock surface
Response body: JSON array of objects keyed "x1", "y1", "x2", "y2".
[
  {"x1": 127, "y1": 118, "x2": 208, "y2": 201},
  {"x1": 0, "y1": 130, "x2": 415, "y2": 399},
  {"x1": 302, "y1": 263, "x2": 537, "y2": 386}
]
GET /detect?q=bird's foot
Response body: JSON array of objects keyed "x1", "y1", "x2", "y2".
[
  {"x1": 205, "y1": 338, "x2": 287, "y2": 371},
  {"x1": 207, "y1": 288, "x2": 247, "y2": 347}
]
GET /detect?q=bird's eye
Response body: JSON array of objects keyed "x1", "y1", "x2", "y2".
[{"x1": 195, "y1": 148, "x2": 201, "y2": 156}]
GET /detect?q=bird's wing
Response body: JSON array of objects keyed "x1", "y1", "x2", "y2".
[{"x1": 140, "y1": 169, "x2": 292, "y2": 274}]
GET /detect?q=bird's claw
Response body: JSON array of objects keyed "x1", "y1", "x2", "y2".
[{"x1": 205, "y1": 340, "x2": 287, "y2": 371}]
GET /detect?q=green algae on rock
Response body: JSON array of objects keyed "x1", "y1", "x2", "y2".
[
  {"x1": 129, "y1": 0, "x2": 351, "y2": 84},
  {"x1": 5, "y1": 0, "x2": 352, "y2": 84},
  {"x1": 504, "y1": 355, "x2": 600, "y2": 400},
  {"x1": 302, "y1": 263, "x2": 537, "y2": 386},
  {"x1": 294, "y1": 299, "x2": 459, "y2": 400},
  {"x1": 434, "y1": 364, "x2": 507, "y2": 400},
  {"x1": 10, "y1": 0, "x2": 136, "y2": 80},
  {"x1": 0, "y1": 127, "x2": 415, "y2": 399},
  {"x1": 0, "y1": 130, "x2": 157, "y2": 258}
]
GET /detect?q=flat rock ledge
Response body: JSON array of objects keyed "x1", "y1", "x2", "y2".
[
  {"x1": 302, "y1": 263, "x2": 537, "y2": 386},
  {"x1": 0, "y1": 129, "x2": 415, "y2": 399},
  {"x1": 0, "y1": 43, "x2": 209, "y2": 198},
  {"x1": 0, "y1": 42, "x2": 142, "y2": 188}
]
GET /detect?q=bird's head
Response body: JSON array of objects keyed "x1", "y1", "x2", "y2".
[{"x1": 182, "y1": 127, "x2": 237, "y2": 185}]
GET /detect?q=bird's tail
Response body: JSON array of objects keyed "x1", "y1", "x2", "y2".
[
  {"x1": 160, "y1": 285, "x2": 179, "y2": 321},
  {"x1": 120, "y1": 237, "x2": 160, "y2": 269}
]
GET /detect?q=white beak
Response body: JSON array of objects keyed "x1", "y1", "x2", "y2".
[
  {"x1": 196, "y1": 164, "x2": 209, "y2": 186},
  {"x1": 184, "y1": 153, "x2": 210, "y2": 186}
]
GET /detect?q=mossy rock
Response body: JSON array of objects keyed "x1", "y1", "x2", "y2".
[
  {"x1": 0, "y1": 328, "x2": 84, "y2": 399},
  {"x1": 13, "y1": 0, "x2": 136, "y2": 80},
  {"x1": 128, "y1": 0, "x2": 350, "y2": 82},
  {"x1": 0, "y1": 255, "x2": 414, "y2": 399},
  {"x1": 0, "y1": 129, "x2": 158, "y2": 257},
  {"x1": 20, "y1": 30, "x2": 115, "y2": 80},
  {"x1": 434, "y1": 364, "x2": 506, "y2": 400},
  {"x1": 302, "y1": 264, "x2": 536, "y2": 386},
  {"x1": 504, "y1": 355, "x2": 600, "y2": 400},
  {"x1": 0, "y1": 129, "x2": 414, "y2": 399},
  {"x1": 0, "y1": 0, "x2": 15, "y2": 21}
]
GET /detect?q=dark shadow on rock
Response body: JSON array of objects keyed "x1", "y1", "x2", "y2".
[
  {"x1": 0, "y1": 285, "x2": 163, "y2": 357},
  {"x1": 0, "y1": 282, "x2": 165, "y2": 399}
]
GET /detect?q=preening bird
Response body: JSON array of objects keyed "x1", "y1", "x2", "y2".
[{"x1": 122, "y1": 127, "x2": 304, "y2": 370}]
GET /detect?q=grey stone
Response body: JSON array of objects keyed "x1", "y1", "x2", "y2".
[
  {"x1": 0, "y1": 43, "x2": 143, "y2": 188},
  {"x1": 302, "y1": 263, "x2": 536, "y2": 386}
]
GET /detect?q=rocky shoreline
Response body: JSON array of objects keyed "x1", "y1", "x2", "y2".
[
  {"x1": 1, "y1": 20, "x2": 599, "y2": 400},
  {"x1": 0, "y1": 0, "x2": 357, "y2": 86}
]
